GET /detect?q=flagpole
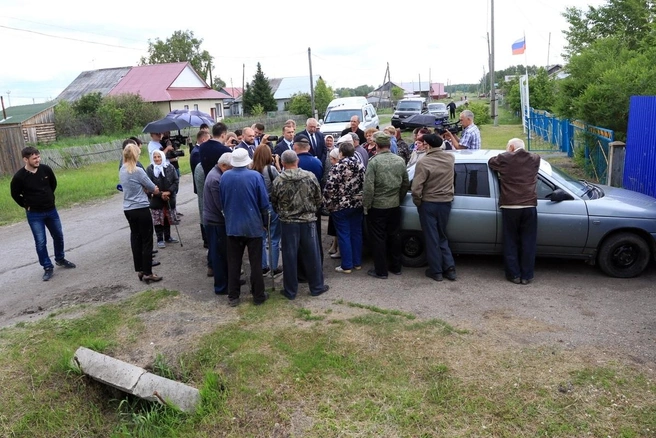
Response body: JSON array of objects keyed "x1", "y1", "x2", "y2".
[{"x1": 523, "y1": 32, "x2": 531, "y2": 147}]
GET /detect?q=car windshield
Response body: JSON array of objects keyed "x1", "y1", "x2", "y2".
[
  {"x1": 428, "y1": 103, "x2": 446, "y2": 111},
  {"x1": 541, "y1": 159, "x2": 593, "y2": 198},
  {"x1": 398, "y1": 102, "x2": 423, "y2": 111},
  {"x1": 324, "y1": 109, "x2": 361, "y2": 124}
]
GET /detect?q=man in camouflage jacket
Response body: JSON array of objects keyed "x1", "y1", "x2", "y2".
[
  {"x1": 271, "y1": 150, "x2": 330, "y2": 300},
  {"x1": 363, "y1": 132, "x2": 410, "y2": 279}
]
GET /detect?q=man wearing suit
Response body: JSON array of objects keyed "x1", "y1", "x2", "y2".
[
  {"x1": 273, "y1": 124, "x2": 296, "y2": 156},
  {"x1": 301, "y1": 118, "x2": 327, "y2": 164},
  {"x1": 235, "y1": 127, "x2": 257, "y2": 158}
]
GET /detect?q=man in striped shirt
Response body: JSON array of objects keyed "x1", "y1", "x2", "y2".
[{"x1": 442, "y1": 110, "x2": 481, "y2": 150}]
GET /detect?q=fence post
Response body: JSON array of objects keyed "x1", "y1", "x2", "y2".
[{"x1": 607, "y1": 141, "x2": 626, "y2": 187}]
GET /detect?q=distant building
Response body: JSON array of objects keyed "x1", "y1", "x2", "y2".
[
  {"x1": 57, "y1": 62, "x2": 231, "y2": 121},
  {"x1": 0, "y1": 101, "x2": 57, "y2": 143},
  {"x1": 369, "y1": 81, "x2": 447, "y2": 101}
]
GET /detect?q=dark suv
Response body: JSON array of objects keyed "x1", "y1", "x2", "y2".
[{"x1": 391, "y1": 98, "x2": 426, "y2": 129}]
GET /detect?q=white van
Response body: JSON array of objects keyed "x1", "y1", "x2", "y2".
[{"x1": 319, "y1": 97, "x2": 380, "y2": 139}]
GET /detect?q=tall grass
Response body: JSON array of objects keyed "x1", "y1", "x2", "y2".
[{"x1": 0, "y1": 149, "x2": 190, "y2": 226}]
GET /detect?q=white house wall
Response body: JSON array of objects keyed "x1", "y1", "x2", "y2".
[
  {"x1": 170, "y1": 66, "x2": 207, "y2": 87},
  {"x1": 155, "y1": 100, "x2": 224, "y2": 121}
]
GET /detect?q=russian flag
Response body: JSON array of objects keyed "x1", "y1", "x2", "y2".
[{"x1": 512, "y1": 37, "x2": 526, "y2": 55}]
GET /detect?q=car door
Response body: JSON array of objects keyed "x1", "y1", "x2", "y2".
[
  {"x1": 447, "y1": 163, "x2": 499, "y2": 254},
  {"x1": 534, "y1": 174, "x2": 589, "y2": 256}
]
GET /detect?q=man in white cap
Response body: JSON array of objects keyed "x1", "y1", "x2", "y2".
[{"x1": 219, "y1": 148, "x2": 271, "y2": 307}]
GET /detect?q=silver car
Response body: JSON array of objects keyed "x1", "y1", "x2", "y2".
[
  {"x1": 402, "y1": 150, "x2": 656, "y2": 278},
  {"x1": 427, "y1": 102, "x2": 449, "y2": 119}
]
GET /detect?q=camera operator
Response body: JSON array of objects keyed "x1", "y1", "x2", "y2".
[
  {"x1": 441, "y1": 110, "x2": 481, "y2": 150},
  {"x1": 161, "y1": 131, "x2": 186, "y2": 177}
]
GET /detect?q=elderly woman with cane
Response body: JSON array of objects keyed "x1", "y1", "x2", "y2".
[
  {"x1": 146, "y1": 150, "x2": 180, "y2": 249},
  {"x1": 119, "y1": 144, "x2": 162, "y2": 284}
]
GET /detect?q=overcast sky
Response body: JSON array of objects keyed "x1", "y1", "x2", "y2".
[{"x1": 1, "y1": 0, "x2": 606, "y2": 107}]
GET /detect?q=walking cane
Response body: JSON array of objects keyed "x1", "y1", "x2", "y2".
[{"x1": 167, "y1": 199, "x2": 183, "y2": 247}]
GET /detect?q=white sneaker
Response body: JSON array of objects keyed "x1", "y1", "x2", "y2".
[
  {"x1": 335, "y1": 266, "x2": 351, "y2": 274},
  {"x1": 330, "y1": 251, "x2": 341, "y2": 259},
  {"x1": 157, "y1": 241, "x2": 166, "y2": 248}
]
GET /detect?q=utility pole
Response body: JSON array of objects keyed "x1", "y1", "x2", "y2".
[
  {"x1": 377, "y1": 63, "x2": 390, "y2": 111},
  {"x1": 428, "y1": 68, "x2": 432, "y2": 102},
  {"x1": 547, "y1": 32, "x2": 551, "y2": 68},
  {"x1": 490, "y1": 0, "x2": 497, "y2": 126},
  {"x1": 242, "y1": 64, "x2": 245, "y2": 116},
  {"x1": 308, "y1": 47, "x2": 316, "y2": 119}
]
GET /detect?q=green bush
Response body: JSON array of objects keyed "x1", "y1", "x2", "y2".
[
  {"x1": 288, "y1": 93, "x2": 312, "y2": 118},
  {"x1": 55, "y1": 93, "x2": 162, "y2": 138},
  {"x1": 466, "y1": 101, "x2": 491, "y2": 125}
]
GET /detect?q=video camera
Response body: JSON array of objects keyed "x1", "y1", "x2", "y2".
[
  {"x1": 434, "y1": 119, "x2": 463, "y2": 136},
  {"x1": 162, "y1": 134, "x2": 187, "y2": 157}
]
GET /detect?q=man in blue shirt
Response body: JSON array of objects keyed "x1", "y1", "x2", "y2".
[{"x1": 219, "y1": 148, "x2": 271, "y2": 307}]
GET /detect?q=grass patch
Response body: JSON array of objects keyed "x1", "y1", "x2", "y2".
[
  {"x1": 0, "y1": 292, "x2": 654, "y2": 436},
  {"x1": 0, "y1": 148, "x2": 191, "y2": 226},
  {"x1": 335, "y1": 299, "x2": 416, "y2": 320}
]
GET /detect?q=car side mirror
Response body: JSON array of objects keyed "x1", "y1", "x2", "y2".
[
  {"x1": 318, "y1": 119, "x2": 324, "y2": 125},
  {"x1": 548, "y1": 188, "x2": 574, "y2": 202}
]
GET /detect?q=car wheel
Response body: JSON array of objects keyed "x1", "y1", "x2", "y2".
[
  {"x1": 401, "y1": 231, "x2": 427, "y2": 267},
  {"x1": 597, "y1": 232, "x2": 651, "y2": 278}
]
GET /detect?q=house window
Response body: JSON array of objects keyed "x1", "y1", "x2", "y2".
[
  {"x1": 194, "y1": 104, "x2": 199, "y2": 111},
  {"x1": 184, "y1": 105, "x2": 189, "y2": 110},
  {"x1": 215, "y1": 103, "x2": 223, "y2": 118}
]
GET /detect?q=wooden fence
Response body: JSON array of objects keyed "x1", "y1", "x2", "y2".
[
  {"x1": 0, "y1": 125, "x2": 26, "y2": 177},
  {"x1": 39, "y1": 141, "x2": 124, "y2": 170}
]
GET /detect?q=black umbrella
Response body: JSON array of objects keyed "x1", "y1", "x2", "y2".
[
  {"x1": 142, "y1": 117, "x2": 192, "y2": 133},
  {"x1": 402, "y1": 113, "x2": 444, "y2": 129}
]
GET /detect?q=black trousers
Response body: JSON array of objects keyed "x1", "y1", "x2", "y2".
[
  {"x1": 366, "y1": 207, "x2": 402, "y2": 276},
  {"x1": 227, "y1": 236, "x2": 266, "y2": 303},
  {"x1": 124, "y1": 207, "x2": 154, "y2": 275}
]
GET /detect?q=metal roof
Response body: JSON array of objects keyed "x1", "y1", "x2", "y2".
[
  {"x1": 272, "y1": 75, "x2": 320, "y2": 99},
  {"x1": 108, "y1": 62, "x2": 228, "y2": 102},
  {"x1": 56, "y1": 67, "x2": 131, "y2": 102},
  {"x1": 0, "y1": 101, "x2": 56, "y2": 125}
]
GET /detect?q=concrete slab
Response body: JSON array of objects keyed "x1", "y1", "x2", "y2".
[{"x1": 74, "y1": 346, "x2": 200, "y2": 412}]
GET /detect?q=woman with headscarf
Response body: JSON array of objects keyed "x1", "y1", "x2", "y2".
[
  {"x1": 146, "y1": 149, "x2": 180, "y2": 248},
  {"x1": 119, "y1": 144, "x2": 162, "y2": 284}
]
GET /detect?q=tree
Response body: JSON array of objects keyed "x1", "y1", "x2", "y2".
[
  {"x1": 391, "y1": 86, "x2": 405, "y2": 103},
  {"x1": 314, "y1": 78, "x2": 334, "y2": 118},
  {"x1": 242, "y1": 63, "x2": 277, "y2": 115},
  {"x1": 562, "y1": 0, "x2": 655, "y2": 58},
  {"x1": 141, "y1": 30, "x2": 213, "y2": 82},
  {"x1": 504, "y1": 68, "x2": 555, "y2": 115},
  {"x1": 288, "y1": 93, "x2": 312, "y2": 118}
]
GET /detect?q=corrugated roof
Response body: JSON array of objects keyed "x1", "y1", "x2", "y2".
[
  {"x1": 0, "y1": 101, "x2": 56, "y2": 125},
  {"x1": 221, "y1": 87, "x2": 243, "y2": 98},
  {"x1": 107, "y1": 62, "x2": 227, "y2": 102},
  {"x1": 56, "y1": 67, "x2": 131, "y2": 102},
  {"x1": 272, "y1": 75, "x2": 320, "y2": 99},
  {"x1": 109, "y1": 62, "x2": 189, "y2": 101}
]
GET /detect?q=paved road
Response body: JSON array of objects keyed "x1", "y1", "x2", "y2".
[{"x1": 1, "y1": 175, "x2": 654, "y2": 364}]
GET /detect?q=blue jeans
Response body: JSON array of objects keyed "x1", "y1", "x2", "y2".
[
  {"x1": 418, "y1": 202, "x2": 455, "y2": 275},
  {"x1": 280, "y1": 221, "x2": 325, "y2": 298},
  {"x1": 502, "y1": 207, "x2": 538, "y2": 280},
  {"x1": 332, "y1": 207, "x2": 363, "y2": 270},
  {"x1": 26, "y1": 208, "x2": 65, "y2": 270},
  {"x1": 206, "y1": 222, "x2": 228, "y2": 294},
  {"x1": 261, "y1": 209, "x2": 281, "y2": 270}
]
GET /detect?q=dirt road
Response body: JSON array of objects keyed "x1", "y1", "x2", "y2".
[{"x1": 1, "y1": 175, "x2": 654, "y2": 365}]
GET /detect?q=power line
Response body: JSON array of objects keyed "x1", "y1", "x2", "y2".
[
  {"x1": 0, "y1": 24, "x2": 144, "y2": 51},
  {"x1": 0, "y1": 15, "x2": 145, "y2": 44}
]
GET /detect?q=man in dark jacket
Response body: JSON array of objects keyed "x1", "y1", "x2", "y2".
[
  {"x1": 10, "y1": 147, "x2": 76, "y2": 281},
  {"x1": 488, "y1": 138, "x2": 541, "y2": 285},
  {"x1": 340, "y1": 115, "x2": 367, "y2": 145}
]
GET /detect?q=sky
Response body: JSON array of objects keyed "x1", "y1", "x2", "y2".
[{"x1": 0, "y1": 0, "x2": 607, "y2": 107}]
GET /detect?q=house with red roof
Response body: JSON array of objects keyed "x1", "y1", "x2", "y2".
[{"x1": 57, "y1": 62, "x2": 230, "y2": 121}]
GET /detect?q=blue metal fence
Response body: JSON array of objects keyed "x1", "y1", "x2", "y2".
[
  {"x1": 526, "y1": 108, "x2": 614, "y2": 182},
  {"x1": 623, "y1": 96, "x2": 656, "y2": 198}
]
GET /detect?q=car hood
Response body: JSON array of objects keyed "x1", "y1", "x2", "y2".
[
  {"x1": 320, "y1": 122, "x2": 349, "y2": 133},
  {"x1": 586, "y1": 185, "x2": 656, "y2": 218}
]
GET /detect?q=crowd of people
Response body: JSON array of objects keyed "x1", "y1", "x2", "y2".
[{"x1": 8, "y1": 106, "x2": 538, "y2": 300}]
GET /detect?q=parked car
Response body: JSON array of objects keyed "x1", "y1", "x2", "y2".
[
  {"x1": 391, "y1": 97, "x2": 426, "y2": 129},
  {"x1": 401, "y1": 150, "x2": 656, "y2": 278},
  {"x1": 319, "y1": 98, "x2": 379, "y2": 139},
  {"x1": 427, "y1": 102, "x2": 449, "y2": 119}
]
